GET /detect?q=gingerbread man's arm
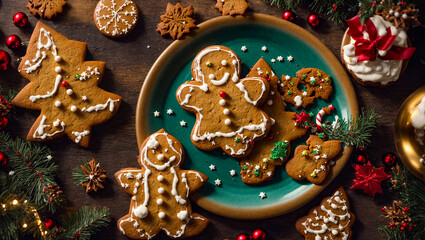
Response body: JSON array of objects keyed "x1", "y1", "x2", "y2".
[
  {"x1": 180, "y1": 170, "x2": 208, "y2": 194},
  {"x1": 176, "y1": 81, "x2": 209, "y2": 112},
  {"x1": 115, "y1": 168, "x2": 144, "y2": 195},
  {"x1": 235, "y1": 77, "x2": 270, "y2": 106}
]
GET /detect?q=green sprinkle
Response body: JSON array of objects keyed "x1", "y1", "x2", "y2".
[
  {"x1": 325, "y1": 77, "x2": 329, "y2": 82},
  {"x1": 243, "y1": 165, "x2": 247, "y2": 170},
  {"x1": 317, "y1": 72, "x2": 322, "y2": 77},
  {"x1": 302, "y1": 150, "x2": 308, "y2": 156},
  {"x1": 266, "y1": 159, "x2": 269, "y2": 163},
  {"x1": 235, "y1": 137, "x2": 241, "y2": 142},
  {"x1": 290, "y1": 82, "x2": 294, "y2": 86},
  {"x1": 255, "y1": 170, "x2": 259, "y2": 176},
  {"x1": 263, "y1": 166, "x2": 266, "y2": 169},
  {"x1": 309, "y1": 112, "x2": 314, "y2": 117},
  {"x1": 304, "y1": 122, "x2": 311, "y2": 127},
  {"x1": 270, "y1": 141, "x2": 288, "y2": 159},
  {"x1": 75, "y1": 74, "x2": 80, "y2": 79},
  {"x1": 310, "y1": 80, "x2": 315, "y2": 85},
  {"x1": 311, "y1": 172, "x2": 317, "y2": 177},
  {"x1": 266, "y1": 71, "x2": 270, "y2": 75},
  {"x1": 206, "y1": 62, "x2": 212, "y2": 67},
  {"x1": 302, "y1": 74, "x2": 307, "y2": 78},
  {"x1": 287, "y1": 90, "x2": 292, "y2": 95},
  {"x1": 318, "y1": 133, "x2": 325, "y2": 139},
  {"x1": 312, "y1": 149, "x2": 318, "y2": 154}
]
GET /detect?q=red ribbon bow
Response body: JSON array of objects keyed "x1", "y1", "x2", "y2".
[{"x1": 346, "y1": 16, "x2": 415, "y2": 62}]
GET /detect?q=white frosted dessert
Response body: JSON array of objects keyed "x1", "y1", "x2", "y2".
[
  {"x1": 412, "y1": 96, "x2": 425, "y2": 145},
  {"x1": 342, "y1": 15, "x2": 408, "y2": 85}
]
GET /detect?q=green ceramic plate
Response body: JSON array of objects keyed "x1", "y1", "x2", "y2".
[{"x1": 136, "y1": 14, "x2": 358, "y2": 220}]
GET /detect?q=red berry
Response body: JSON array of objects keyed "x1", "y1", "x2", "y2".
[
  {"x1": 49, "y1": 198, "x2": 53, "y2": 203},
  {"x1": 402, "y1": 222, "x2": 408, "y2": 228},
  {"x1": 381, "y1": 207, "x2": 385, "y2": 211},
  {"x1": 236, "y1": 233, "x2": 251, "y2": 240},
  {"x1": 404, "y1": 207, "x2": 409, "y2": 212},
  {"x1": 219, "y1": 91, "x2": 227, "y2": 98},
  {"x1": 389, "y1": 223, "x2": 395, "y2": 228},
  {"x1": 400, "y1": 227, "x2": 405, "y2": 231},
  {"x1": 39, "y1": 178, "x2": 43, "y2": 181},
  {"x1": 61, "y1": 81, "x2": 69, "y2": 87},
  {"x1": 251, "y1": 229, "x2": 267, "y2": 240},
  {"x1": 250, "y1": 141, "x2": 255, "y2": 147}
]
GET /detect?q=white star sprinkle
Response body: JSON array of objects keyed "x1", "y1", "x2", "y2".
[
  {"x1": 261, "y1": 46, "x2": 268, "y2": 52},
  {"x1": 259, "y1": 192, "x2": 267, "y2": 199},
  {"x1": 46, "y1": 155, "x2": 52, "y2": 160},
  {"x1": 82, "y1": 96, "x2": 87, "y2": 101},
  {"x1": 271, "y1": 58, "x2": 276, "y2": 63},
  {"x1": 153, "y1": 111, "x2": 160, "y2": 117},
  {"x1": 241, "y1": 46, "x2": 247, "y2": 52},
  {"x1": 287, "y1": 55, "x2": 294, "y2": 62},
  {"x1": 230, "y1": 169, "x2": 236, "y2": 176},
  {"x1": 310, "y1": 76, "x2": 316, "y2": 81},
  {"x1": 209, "y1": 164, "x2": 216, "y2": 171},
  {"x1": 215, "y1": 179, "x2": 222, "y2": 186},
  {"x1": 277, "y1": 56, "x2": 284, "y2": 62},
  {"x1": 285, "y1": 75, "x2": 291, "y2": 80},
  {"x1": 167, "y1": 109, "x2": 174, "y2": 115},
  {"x1": 255, "y1": 165, "x2": 260, "y2": 170},
  {"x1": 180, "y1": 120, "x2": 187, "y2": 127}
]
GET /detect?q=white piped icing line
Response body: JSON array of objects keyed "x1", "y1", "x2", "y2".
[
  {"x1": 95, "y1": 0, "x2": 138, "y2": 37},
  {"x1": 81, "y1": 98, "x2": 120, "y2": 112},
  {"x1": 33, "y1": 115, "x2": 65, "y2": 139},
  {"x1": 72, "y1": 130, "x2": 90, "y2": 143},
  {"x1": 412, "y1": 96, "x2": 425, "y2": 145},
  {"x1": 77, "y1": 66, "x2": 100, "y2": 81},
  {"x1": 300, "y1": 190, "x2": 352, "y2": 240}
]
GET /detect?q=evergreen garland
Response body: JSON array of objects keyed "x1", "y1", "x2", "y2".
[
  {"x1": 379, "y1": 165, "x2": 425, "y2": 239},
  {"x1": 322, "y1": 108, "x2": 381, "y2": 148}
]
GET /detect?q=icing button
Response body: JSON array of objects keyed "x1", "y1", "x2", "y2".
[
  {"x1": 55, "y1": 66, "x2": 62, "y2": 73},
  {"x1": 54, "y1": 101, "x2": 61, "y2": 107},
  {"x1": 70, "y1": 105, "x2": 77, "y2": 112},
  {"x1": 158, "y1": 187, "x2": 165, "y2": 194},
  {"x1": 224, "y1": 119, "x2": 231, "y2": 126},
  {"x1": 219, "y1": 99, "x2": 226, "y2": 106},
  {"x1": 66, "y1": 89, "x2": 73, "y2": 96}
]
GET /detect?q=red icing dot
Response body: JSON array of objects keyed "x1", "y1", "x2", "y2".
[
  {"x1": 61, "y1": 81, "x2": 69, "y2": 87},
  {"x1": 219, "y1": 91, "x2": 227, "y2": 98},
  {"x1": 267, "y1": 133, "x2": 274, "y2": 140},
  {"x1": 249, "y1": 141, "x2": 255, "y2": 147}
]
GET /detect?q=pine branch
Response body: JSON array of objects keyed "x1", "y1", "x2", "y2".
[
  {"x1": 0, "y1": 131, "x2": 63, "y2": 212},
  {"x1": 322, "y1": 108, "x2": 381, "y2": 148},
  {"x1": 72, "y1": 160, "x2": 90, "y2": 185},
  {"x1": 53, "y1": 206, "x2": 111, "y2": 240},
  {"x1": 262, "y1": 0, "x2": 304, "y2": 10}
]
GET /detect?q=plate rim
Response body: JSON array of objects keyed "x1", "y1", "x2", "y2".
[{"x1": 136, "y1": 13, "x2": 359, "y2": 220}]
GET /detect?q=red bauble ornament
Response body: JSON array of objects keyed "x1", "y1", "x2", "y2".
[
  {"x1": 6, "y1": 35, "x2": 22, "y2": 50},
  {"x1": 251, "y1": 229, "x2": 268, "y2": 240},
  {"x1": 219, "y1": 91, "x2": 227, "y2": 98},
  {"x1": 0, "y1": 151, "x2": 8, "y2": 167},
  {"x1": 236, "y1": 233, "x2": 251, "y2": 240},
  {"x1": 282, "y1": 11, "x2": 295, "y2": 22},
  {"x1": 0, "y1": 50, "x2": 11, "y2": 71},
  {"x1": 44, "y1": 218, "x2": 56, "y2": 229},
  {"x1": 382, "y1": 152, "x2": 398, "y2": 167},
  {"x1": 389, "y1": 223, "x2": 395, "y2": 228},
  {"x1": 13, "y1": 12, "x2": 28, "y2": 28},
  {"x1": 350, "y1": 162, "x2": 391, "y2": 198},
  {"x1": 307, "y1": 13, "x2": 321, "y2": 27},
  {"x1": 354, "y1": 154, "x2": 368, "y2": 165}
]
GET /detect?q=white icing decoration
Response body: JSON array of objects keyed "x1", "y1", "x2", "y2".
[
  {"x1": 29, "y1": 75, "x2": 62, "y2": 102},
  {"x1": 294, "y1": 95, "x2": 303, "y2": 107},
  {"x1": 133, "y1": 205, "x2": 148, "y2": 219},
  {"x1": 72, "y1": 130, "x2": 90, "y2": 143},
  {"x1": 170, "y1": 167, "x2": 186, "y2": 205},
  {"x1": 221, "y1": 60, "x2": 227, "y2": 66},
  {"x1": 223, "y1": 109, "x2": 230, "y2": 115},
  {"x1": 33, "y1": 115, "x2": 65, "y2": 139},
  {"x1": 343, "y1": 16, "x2": 407, "y2": 85},
  {"x1": 54, "y1": 101, "x2": 61, "y2": 107},
  {"x1": 157, "y1": 175, "x2": 164, "y2": 181},
  {"x1": 66, "y1": 89, "x2": 73, "y2": 96},
  {"x1": 82, "y1": 95, "x2": 87, "y2": 101},
  {"x1": 55, "y1": 56, "x2": 61, "y2": 62},
  {"x1": 224, "y1": 119, "x2": 231, "y2": 126},
  {"x1": 24, "y1": 28, "x2": 58, "y2": 74},
  {"x1": 52, "y1": 119, "x2": 60, "y2": 127},
  {"x1": 146, "y1": 138, "x2": 159, "y2": 149},
  {"x1": 55, "y1": 66, "x2": 61, "y2": 73},
  {"x1": 77, "y1": 66, "x2": 100, "y2": 81},
  {"x1": 95, "y1": 0, "x2": 138, "y2": 37},
  {"x1": 157, "y1": 198, "x2": 163, "y2": 205},
  {"x1": 177, "y1": 210, "x2": 188, "y2": 220},
  {"x1": 81, "y1": 98, "x2": 120, "y2": 112},
  {"x1": 70, "y1": 105, "x2": 77, "y2": 112},
  {"x1": 158, "y1": 187, "x2": 164, "y2": 194},
  {"x1": 158, "y1": 212, "x2": 165, "y2": 219},
  {"x1": 219, "y1": 99, "x2": 226, "y2": 106},
  {"x1": 235, "y1": 77, "x2": 267, "y2": 105},
  {"x1": 157, "y1": 154, "x2": 164, "y2": 161}
]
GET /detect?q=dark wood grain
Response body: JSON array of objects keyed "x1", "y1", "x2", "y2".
[{"x1": 1, "y1": 0, "x2": 424, "y2": 239}]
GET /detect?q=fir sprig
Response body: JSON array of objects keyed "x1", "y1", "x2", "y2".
[
  {"x1": 51, "y1": 207, "x2": 111, "y2": 240},
  {"x1": 72, "y1": 160, "x2": 90, "y2": 185},
  {"x1": 378, "y1": 165, "x2": 425, "y2": 239},
  {"x1": 322, "y1": 108, "x2": 381, "y2": 148}
]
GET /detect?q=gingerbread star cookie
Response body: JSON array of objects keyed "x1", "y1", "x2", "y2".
[
  {"x1": 286, "y1": 135, "x2": 342, "y2": 185},
  {"x1": 279, "y1": 68, "x2": 333, "y2": 109},
  {"x1": 239, "y1": 58, "x2": 310, "y2": 184},
  {"x1": 176, "y1": 46, "x2": 271, "y2": 158},
  {"x1": 27, "y1": 0, "x2": 66, "y2": 19},
  {"x1": 12, "y1": 22, "x2": 122, "y2": 147},
  {"x1": 115, "y1": 129, "x2": 209, "y2": 239},
  {"x1": 215, "y1": 0, "x2": 249, "y2": 16},
  {"x1": 157, "y1": 3, "x2": 196, "y2": 40},
  {"x1": 296, "y1": 187, "x2": 355, "y2": 240},
  {"x1": 94, "y1": 0, "x2": 139, "y2": 38}
]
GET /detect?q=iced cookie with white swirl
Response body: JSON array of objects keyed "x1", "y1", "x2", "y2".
[
  {"x1": 94, "y1": 0, "x2": 139, "y2": 38},
  {"x1": 12, "y1": 22, "x2": 122, "y2": 147},
  {"x1": 176, "y1": 45, "x2": 271, "y2": 158},
  {"x1": 115, "y1": 129, "x2": 209, "y2": 239},
  {"x1": 296, "y1": 187, "x2": 355, "y2": 240}
]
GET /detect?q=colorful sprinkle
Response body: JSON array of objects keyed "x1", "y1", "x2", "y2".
[
  {"x1": 302, "y1": 74, "x2": 307, "y2": 78},
  {"x1": 206, "y1": 62, "x2": 212, "y2": 67},
  {"x1": 235, "y1": 137, "x2": 241, "y2": 142},
  {"x1": 311, "y1": 172, "x2": 317, "y2": 177},
  {"x1": 287, "y1": 90, "x2": 293, "y2": 95},
  {"x1": 302, "y1": 150, "x2": 308, "y2": 156},
  {"x1": 75, "y1": 74, "x2": 80, "y2": 79},
  {"x1": 255, "y1": 170, "x2": 259, "y2": 176},
  {"x1": 243, "y1": 165, "x2": 247, "y2": 170},
  {"x1": 318, "y1": 133, "x2": 325, "y2": 139},
  {"x1": 219, "y1": 91, "x2": 227, "y2": 98}
]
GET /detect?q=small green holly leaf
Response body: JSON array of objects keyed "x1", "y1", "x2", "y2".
[{"x1": 270, "y1": 141, "x2": 288, "y2": 159}]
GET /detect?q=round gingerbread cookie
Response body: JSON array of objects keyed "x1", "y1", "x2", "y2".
[{"x1": 94, "y1": 0, "x2": 139, "y2": 38}]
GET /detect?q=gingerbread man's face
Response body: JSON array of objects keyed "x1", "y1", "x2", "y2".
[
  {"x1": 192, "y1": 46, "x2": 241, "y2": 86},
  {"x1": 139, "y1": 132, "x2": 183, "y2": 170}
]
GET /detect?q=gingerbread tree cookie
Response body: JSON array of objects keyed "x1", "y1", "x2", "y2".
[
  {"x1": 115, "y1": 129, "x2": 209, "y2": 239},
  {"x1": 279, "y1": 68, "x2": 333, "y2": 109},
  {"x1": 12, "y1": 22, "x2": 122, "y2": 147},
  {"x1": 176, "y1": 45, "x2": 271, "y2": 158},
  {"x1": 215, "y1": 0, "x2": 249, "y2": 16},
  {"x1": 286, "y1": 135, "x2": 342, "y2": 185},
  {"x1": 296, "y1": 187, "x2": 355, "y2": 240},
  {"x1": 240, "y1": 58, "x2": 309, "y2": 184}
]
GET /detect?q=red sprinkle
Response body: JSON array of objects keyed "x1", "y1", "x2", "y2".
[
  {"x1": 61, "y1": 81, "x2": 69, "y2": 87},
  {"x1": 268, "y1": 133, "x2": 274, "y2": 140},
  {"x1": 249, "y1": 141, "x2": 255, "y2": 147},
  {"x1": 219, "y1": 91, "x2": 227, "y2": 98}
]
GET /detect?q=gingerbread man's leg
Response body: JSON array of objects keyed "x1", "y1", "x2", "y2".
[
  {"x1": 117, "y1": 214, "x2": 160, "y2": 240},
  {"x1": 178, "y1": 213, "x2": 209, "y2": 239}
]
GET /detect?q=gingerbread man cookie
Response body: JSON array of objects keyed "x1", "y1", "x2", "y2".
[
  {"x1": 286, "y1": 135, "x2": 342, "y2": 185},
  {"x1": 296, "y1": 187, "x2": 355, "y2": 240},
  {"x1": 12, "y1": 22, "x2": 122, "y2": 147},
  {"x1": 115, "y1": 129, "x2": 209, "y2": 239},
  {"x1": 176, "y1": 45, "x2": 271, "y2": 158},
  {"x1": 239, "y1": 58, "x2": 310, "y2": 185},
  {"x1": 279, "y1": 68, "x2": 333, "y2": 109}
]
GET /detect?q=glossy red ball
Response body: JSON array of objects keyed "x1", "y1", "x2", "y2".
[
  {"x1": 251, "y1": 229, "x2": 267, "y2": 240},
  {"x1": 61, "y1": 81, "x2": 69, "y2": 87},
  {"x1": 219, "y1": 91, "x2": 227, "y2": 98},
  {"x1": 236, "y1": 233, "x2": 251, "y2": 240},
  {"x1": 0, "y1": 50, "x2": 11, "y2": 71},
  {"x1": 0, "y1": 151, "x2": 8, "y2": 167},
  {"x1": 13, "y1": 12, "x2": 28, "y2": 28},
  {"x1": 308, "y1": 13, "x2": 321, "y2": 27},
  {"x1": 282, "y1": 11, "x2": 295, "y2": 22},
  {"x1": 6, "y1": 35, "x2": 22, "y2": 50}
]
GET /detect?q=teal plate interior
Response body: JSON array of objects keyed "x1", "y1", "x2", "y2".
[{"x1": 136, "y1": 14, "x2": 358, "y2": 219}]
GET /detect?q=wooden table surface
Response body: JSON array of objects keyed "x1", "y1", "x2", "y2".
[{"x1": 1, "y1": 0, "x2": 425, "y2": 239}]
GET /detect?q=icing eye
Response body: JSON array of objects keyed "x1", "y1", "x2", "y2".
[
  {"x1": 209, "y1": 74, "x2": 215, "y2": 80},
  {"x1": 157, "y1": 154, "x2": 164, "y2": 161}
]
